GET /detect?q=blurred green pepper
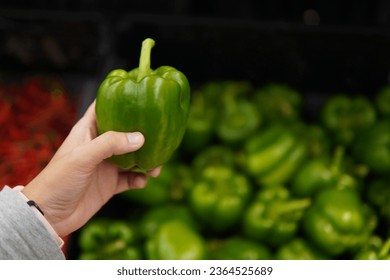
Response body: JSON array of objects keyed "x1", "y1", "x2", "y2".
[
  {"x1": 78, "y1": 219, "x2": 142, "y2": 260},
  {"x1": 291, "y1": 146, "x2": 346, "y2": 197},
  {"x1": 241, "y1": 125, "x2": 307, "y2": 187},
  {"x1": 354, "y1": 236, "x2": 390, "y2": 260},
  {"x1": 189, "y1": 166, "x2": 252, "y2": 233},
  {"x1": 321, "y1": 95, "x2": 376, "y2": 146},
  {"x1": 254, "y1": 83, "x2": 302, "y2": 124},
  {"x1": 146, "y1": 220, "x2": 207, "y2": 260},
  {"x1": 216, "y1": 81, "x2": 261, "y2": 145},
  {"x1": 303, "y1": 187, "x2": 377, "y2": 256},
  {"x1": 192, "y1": 145, "x2": 236, "y2": 174},
  {"x1": 275, "y1": 238, "x2": 329, "y2": 260},
  {"x1": 139, "y1": 204, "x2": 198, "y2": 239},
  {"x1": 208, "y1": 237, "x2": 271, "y2": 260},
  {"x1": 353, "y1": 120, "x2": 390, "y2": 175},
  {"x1": 242, "y1": 186, "x2": 310, "y2": 247}
]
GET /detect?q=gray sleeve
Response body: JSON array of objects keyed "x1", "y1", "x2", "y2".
[{"x1": 0, "y1": 186, "x2": 65, "y2": 260}]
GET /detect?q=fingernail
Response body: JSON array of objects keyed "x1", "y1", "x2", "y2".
[
  {"x1": 133, "y1": 174, "x2": 147, "y2": 189},
  {"x1": 127, "y1": 132, "x2": 144, "y2": 145},
  {"x1": 149, "y1": 166, "x2": 162, "y2": 177}
]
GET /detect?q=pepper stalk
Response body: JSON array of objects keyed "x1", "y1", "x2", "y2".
[{"x1": 137, "y1": 38, "x2": 155, "y2": 82}]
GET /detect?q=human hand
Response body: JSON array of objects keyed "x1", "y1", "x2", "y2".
[{"x1": 22, "y1": 101, "x2": 161, "y2": 237}]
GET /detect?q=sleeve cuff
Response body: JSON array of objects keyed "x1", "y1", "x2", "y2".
[{"x1": 12, "y1": 186, "x2": 64, "y2": 248}]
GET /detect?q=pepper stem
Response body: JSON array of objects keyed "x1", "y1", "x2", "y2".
[{"x1": 137, "y1": 38, "x2": 155, "y2": 82}]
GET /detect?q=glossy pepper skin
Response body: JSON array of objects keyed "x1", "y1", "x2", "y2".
[
  {"x1": 303, "y1": 187, "x2": 377, "y2": 256},
  {"x1": 208, "y1": 237, "x2": 271, "y2": 260},
  {"x1": 242, "y1": 186, "x2": 310, "y2": 247},
  {"x1": 321, "y1": 95, "x2": 376, "y2": 146},
  {"x1": 96, "y1": 38, "x2": 190, "y2": 171},
  {"x1": 145, "y1": 220, "x2": 207, "y2": 260},
  {"x1": 353, "y1": 120, "x2": 390, "y2": 175},
  {"x1": 241, "y1": 125, "x2": 307, "y2": 187},
  {"x1": 189, "y1": 166, "x2": 252, "y2": 233},
  {"x1": 78, "y1": 219, "x2": 142, "y2": 260}
]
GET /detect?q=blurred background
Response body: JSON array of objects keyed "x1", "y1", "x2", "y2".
[{"x1": 1, "y1": 0, "x2": 390, "y2": 260}]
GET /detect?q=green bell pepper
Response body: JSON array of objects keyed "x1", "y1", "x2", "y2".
[
  {"x1": 145, "y1": 220, "x2": 207, "y2": 260},
  {"x1": 96, "y1": 38, "x2": 191, "y2": 171},
  {"x1": 254, "y1": 83, "x2": 302, "y2": 124},
  {"x1": 139, "y1": 204, "x2": 198, "y2": 239},
  {"x1": 354, "y1": 236, "x2": 390, "y2": 260},
  {"x1": 303, "y1": 187, "x2": 377, "y2": 256},
  {"x1": 192, "y1": 145, "x2": 236, "y2": 174},
  {"x1": 291, "y1": 146, "x2": 347, "y2": 197},
  {"x1": 208, "y1": 237, "x2": 271, "y2": 260},
  {"x1": 241, "y1": 125, "x2": 307, "y2": 187},
  {"x1": 275, "y1": 238, "x2": 329, "y2": 260},
  {"x1": 216, "y1": 81, "x2": 261, "y2": 144},
  {"x1": 242, "y1": 186, "x2": 311, "y2": 247},
  {"x1": 78, "y1": 218, "x2": 142, "y2": 260},
  {"x1": 321, "y1": 95, "x2": 376, "y2": 146},
  {"x1": 353, "y1": 120, "x2": 390, "y2": 175},
  {"x1": 189, "y1": 166, "x2": 252, "y2": 233}
]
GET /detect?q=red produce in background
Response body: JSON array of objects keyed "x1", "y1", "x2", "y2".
[{"x1": 0, "y1": 76, "x2": 77, "y2": 189}]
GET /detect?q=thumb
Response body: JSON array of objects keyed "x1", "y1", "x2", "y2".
[{"x1": 77, "y1": 131, "x2": 145, "y2": 167}]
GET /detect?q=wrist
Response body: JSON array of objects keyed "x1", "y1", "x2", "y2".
[
  {"x1": 15, "y1": 186, "x2": 64, "y2": 247},
  {"x1": 21, "y1": 181, "x2": 63, "y2": 236}
]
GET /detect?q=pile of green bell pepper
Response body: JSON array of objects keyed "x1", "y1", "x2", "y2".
[{"x1": 77, "y1": 44, "x2": 390, "y2": 260}]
